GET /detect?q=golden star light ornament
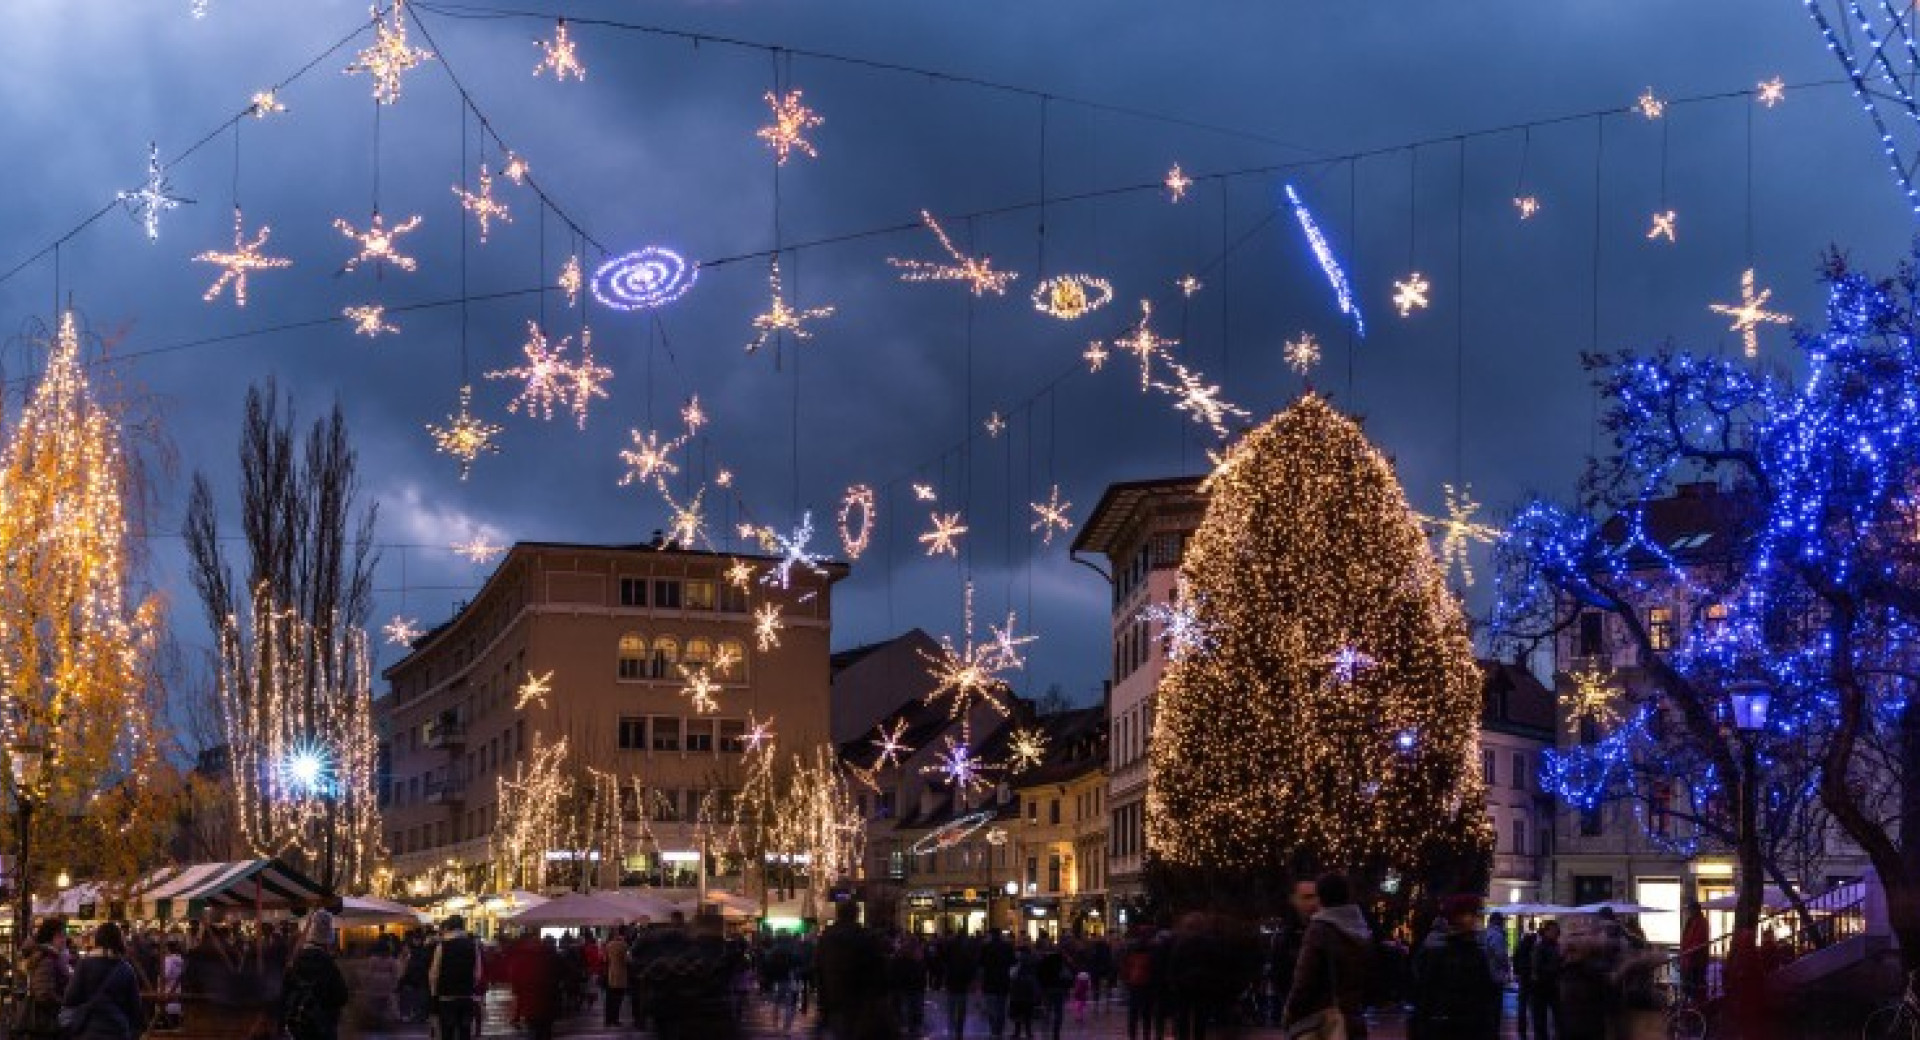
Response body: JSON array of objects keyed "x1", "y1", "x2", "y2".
[
  {"x1": 889, "y1": 211, "x2": 1018, "y2": 296},
  {"x1": 1006, "y1": 727, "x2": 1048, "y2": 774},
  {"x1": 1421, "y1": 483, "x2": 1501, "y2": 586},
  {"x1": 1030, "y1": 484, "x2": 1074, "y2": 545},
  {"x1": 195, "y1": 208, "x2": 291, "y2": 307},
  {"x1": 754, "y1": 603, "x2": 784, "y2": 651},
  {"x1": 1112, "y1": 300, "x2": 1178, "y2": 390},
  {"x1": 1153, "y1": 361, "x2": 1250, "y2": 439},
  {"x1": 871, "y1": 718, "x2": 912, "y2": 770},
  {"x1": 758, "y1": 89, "x2": 824, "y2": 165},
  {"x1": 558, "y1": 255, "x2": 583, "y2": 307},
  {"x1": 1635, "y1": 87, "x2": 1666, "y2": 119},
  {"x1": 344, "y1": 304, "x2": 398, "y2": 338},
  {"x1": 384, "y1": 615, "x2": 422, "y2": 647},
  {"x1": 1283, "y1": 333, "x2": 1321, "y2": 376},
  {"x1": 984, "y1": 412, "x2": 1007, "y2": 438},
  {"x1": 451, "y1": 536, "x2": 505, "y2": 564},
  {"x1": 619, "y1": 429, "x2": 681, "y2": 486},
  {"x1": 1513, "y1": 195, "x2": 1541, "y2": 220},
  {"x1": 334, "y1": 210, "x2": 423, "y2": 275},
  {"x1": 452, "y1": 164, "x2": 512, "y2": 243},
  {"x1": 1710, "y1": 268, "x2": 1791, "y2": 358},
  {"x1": 515, "y1": 670, "x2": 554, "y2": 710},
  {"x1": 1392, "y1": 272, "x2": 1431, "y2": 316},
  {"x1": 427, "y1": 385, "x2": 502, "y2": 480},
  {"x1": 249, "y1": 90, "x2": 286, "y2": 118},
  {"x1": 346, "y1": 0, "x2": 433, "y2": 105},
  {"x1": 1647, "y1": 210, "x2": 1678, "y2": 242},
  {"x1": 920, "y1": 512, "x2": 968, "y2": 557},
  {"x1": 1565, "y1": 665, "x2": 1621, "y2": 732},
  {"x1": 1757, "y1": 76, "x2": 1786, "y2": 108},
  {"x1": 1165, "y1": 163, "x2": 1193, "y2": 202},
  {"x1": 748, "y1": 257, "x2": 835, "y2": 354},
  {"x1": 533, "y1": 19, "x2": 586, "y2": 81}
]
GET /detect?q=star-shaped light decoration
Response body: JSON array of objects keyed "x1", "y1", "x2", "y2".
[
  {"x1": 558, "y1": 255, "x2": 583, "y2": 307},
  {"x1": 753, "y1": 602, "x2": 784, "y2": 652},
  {"x1": 743, "y1": 713, "x2": 777, "y2": 754},
  {"x1": 1138, "y1": 579, "x2": 1211, "y2": 662},
  {"x1": 725, "y1": 558, "x2": 755, "y2": 590},
  {"x1": 1153, "y1": 361, "x2": 1250, "y2": 439},
  {"x1": 618, "y1": 428, "x2": 681, "y2": 487},
  {"x1": 1392, "y1": 272, "x2": 1432, "y2": 317},
  {"x1": 1421, "y1": 483, "x2": 1500, "y2": 586},
  {"x1": 451, "y1": 536, "x2": 506, "y2": 564},
  {"x1": 1164, "y1": 163, "x2": 1193, "y2": 202},
  {"x1": 533, "y1": 19, "x2": 585, "y2": 81},
  {"x1": 427, "y1": 385, "x2": 502, "y2": 480},
  {"x1": 920, "y1": 583, "x2": 1022, "y2": 731},
  {"x1": 383, "y1": 615, "x2": 422, "y2": 647},
  {"x1": 679, "y1": 666, "x2": 722, "y2": 714},
  {"x1": 1176, "y1": 274, "x2": 1203, "y2": 298},
  {"x1": 1029, "y1": 484, "x2": 1074, "y2": 545},
  {"x1": 871, "y1": 718, "x2": 912, "y2": 770},
  {"x1": 712, "y1": 643, "x2": 742, "y2": 679},
  {"x1": 920, "y1": 512, "x2": 968, "y2": 557},
  {"x1": 748, "y1": 257, "x2": 835, "y2": 355},
  {"x1": 1325, "y1": 644, "x2": 1379, "y2": 686},
  {"x1": 502, "y1": 153, "x2": 530, "y2": 185},
  {"x1": 452, "y1": 163, "x2": 512, "y2": 243},
  {"x1": 515, "y1": 670, "x2": 554, "y2": 709},
  {"x1": 984, "y1": 412, "x2": 1007, "y2": 438},
  {"x1": 118, "y1": 142, "x2": 191, "y2": 242},
  {"x1": 1005, "y1": 727, "x2": 1048, "y2": 774},
  {"x1": 1283, "y1": 333, "x2": 1320, "y2": 376},
  {"x1": 1647, "y1": 209, "x2": 1678, "y2": 242},
  {"x1": 758, "y1": 89, "x2": 824, "y2": 165},
  {"x1": 486, "y1": 322, "x2": 573, "y2": 421},
  {"x1": 1635, "y1": 87, "x2": 1666, "y2": 119},
  {"x1": 1757, "y1": 76, "x2": 1786, "y2": 108},
  {"x1": 345, "y1": 0, "x2": 434, "y2": 105},
  {"x1": 1513, "y1": 195, "x2": 1541, "y2": 220},
  {"x1": 1565, "y1": 664, "x2": 1621, "y2": 732},
  {"x1": 195, "y1": 207, "x2": 291, "y2": 307},
  {"x1": 681, "y1": 396, "x2": 708, "y2": 433},
  {"x1": 1710, "y1": 268, "x2": 1791, "y2": 359},
  {"x1": 1083, "y1": 340, "x2": 1110, "y2": 372},
  {"x1": 760, "y1": 512, "x2": 827, "y2": 589},
  {"x1": 924, "y1": 736, "x2": 991, "y2": 791},
  {"x1": 716, "y1": 469, "x2": 734, "y2": 488},
  {"x1": 334, "y1": 210, "x2": 423, "y2": 275},
  {"x1": 559, "y1": 331, "x2": 612, "y2": 429},
  {"x1": 986, "y1": 611, "x2": 1038, "y2": 672},
  {"x1": 249, "y1": 90, "x2": 286, "y2": 118},
  {"x1": 1112, "y1": 300, "x2": 1179, "y2": 390},
  {"x1": 665, "y1": 487, "x2": 707, "y2": 547},
  {"x1": 889, "y1": 211, "x2": 1019, "y2": 296},
  {"x1": 344, "y1": 304, "x2": 398, "y2": 338}
]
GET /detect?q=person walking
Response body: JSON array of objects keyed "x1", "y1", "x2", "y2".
[
  {"x1": 18, "y1": 918, "x2": 72, "y2": 1039},
  {"x1": 765, "y1": 932, "x2": 801, "y2": 1035},
  {"x1": 1512, "y1": 923, "x2": 1539, "y2": 1039},
  {"x1": 815, "y1": 900, "x2": 890, "y2": 1040},
  {"x1": 1119, "y1": 927, "x2": 1156, "y2": 1040},
  {"x1": 978, "y1": 929, "x2": 1015, "y2": 1040},
  {"x1": 891, "y1": 932, "x2": 930, "y2": 1038},
  {"x1": 942, "y1": 928, "x2": 979, "y2": 1040},
  {"x1": 1007, "y1": 948, "x2": 1039, "y2": 1040},
  {"x1": 1410, "y1": 895, "x2": 1502, "y2": 1040},
  {"x1": 1033, "y1": 939, "x2": 1070, "y2": 1040},
  {"x1": 429, "y1": 915, "x2": 485, "y2": 1040},
  {"x1": 1527, "y1": 921, "x2": 1562, "y2": 1040},
  {"x1": 1279, "y1": 874, "x2": 1371, "y2": 1040},
  {"x1": 278, "y1": 913, "x2": 348, "y2": 1040},
  {"x1": 1678, "y1": 902, "x2": 1709, "y2": 1003},
  {"x1": 605, "y1": 927, "x2": 632, "y2": 1027},
  {"x1": 60, "y1": 923, "x2": 143, "y2": 1040}
]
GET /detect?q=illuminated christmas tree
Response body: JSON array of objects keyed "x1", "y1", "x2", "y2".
[{"x1": 1147, "y1": 394, "x2": 1489, "y2": 904}]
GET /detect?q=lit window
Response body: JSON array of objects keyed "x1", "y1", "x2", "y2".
[
  {"x1": 618, "y1": 633, "x2": 647, "y2": 680},
  {"x1": 1648, "y1": 608, "x2": 1673, "y2": 651},
  {"x1": 1704, "y1": 603, "x2": 1729, "y2": 633},
  {"x1": 685, "y1": 638, "x2": 713, "y2": 666},
  {"x1": 651, "y1": 637, "x2": 679, "y2": 679},
  {"x1": 686, "y1": 580, "x2": 716, "y2": 611}
]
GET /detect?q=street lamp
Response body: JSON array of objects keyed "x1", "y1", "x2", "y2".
[
  {"x1": 10, "y1": 743, "x2": 43, "y2": 950},
  {"x1": 1728, "y1": 681, "x2": 1772, "y2": 734},
  {"x1": 1726, "y1": 678, "x2": 1771, "y2": 980}
]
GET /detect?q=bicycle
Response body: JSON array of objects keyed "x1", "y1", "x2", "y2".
[{"x1": 1864, "y1": 969, "x2": 1920, "y2": 1040}]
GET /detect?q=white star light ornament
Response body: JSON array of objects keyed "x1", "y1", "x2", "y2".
[
  {"x1": 1710, "y1": 268, "x2": 1791, "y2": 359},
  {"x1": 195, "y1": 208, "x2": 291, "y2": 307},
  {"x1": 754, "y1": 603, "x2": 785, "y2": 652},
  {"x1": 427, "y1": 385, "x2": 503, "y2": 480},
  {"x1": 1083, "y1": 341, "x2": 1110, "y2": 373},
  {"x1": 1513, "y1": 196, "x2": 1541, "y2": 220},
  {"x1": 533, "y1": 19, "x2": 585, "y2": 81},
  {"x1": 334, "y1": 210, "x2": 423, "y2": 275},
  {"x1": 558, "y1": 255, "x2": 583, "y2": 307},
  {"x1": 1029, "y1": 485, "x2": 1073, "y2": 545},
  {"x1": 1138, "y1": 582, "x2": 1211, "y2": 662},
  {"x1": 920, "y1": 512, "x2": 968, "y2": 557},
  {"x1": 618, "y1": 429, "x2": 681, "y2": 486},
  {"x1": 1176, "y1": 275, "x2": 1203, "y2": 298},
  {"x1": 451, "y1": 536, "x2": 506, "y2": 565},
  {"x1": 345, "y1": 1, "x2": 434, "y2": 105},
  {"x1": 1635, "y1": 88, "x2": 1666, "y2": 120},
  {"x1": 1757, "y1": 76, "x2": 1786, "y2": 108},
  {"x1": 1647, "y1": 210, "x2": 1678, "y2": 243},
  {"x1": 344, "y1": 304, "x2": 398, "y2": 338},
  {"x1": 759, "y1": 89, "x2": 824, "y2": 165},
  {"x1": 1422, "y1": 483, "x2": 1500, "y2": 586},
  {"x1": 1153, "y1": 361, "x2": 1250, "y2": 439},
  {"x1": 890, "y1": 211, "x2": 1018, "y2": 296},
  {"x1": 985, "y1": 412, "x2": 1007, "y2": 438},
  {"x1": 486, "y1": 322, "x2": 572, "y2": 421},
  {"x1": 515, "y1": 671, "x2": 554, "y2": 709},
  {"x1": 1283, "y1": 333, "x2": 1320, "y2": 376},
  {"x1": 912, "y1": 484, "x2": 938, "y2": 502},
  {"x1": 249, "y1": 90, "x2": 286, "y2": 118},
  {"x1": 1165, "y1": 163, "x2": 1193, "y2": 202},
  {"x1": 118, "y1": 143, "x2": 191, "y2": 242},
  {"x1": 871, "y1": 718, "x2": 912, "y2": 770},
  {"x1": 1325, "y1": 645, "x2": 1378, "y2": 685},
  {"x1": 452, "y1": 164, "x2": 512, "y2": 243},
  {"x1": 1392, "y1": 272, "x2": 1431, "y2": 317},
  {"x1": 384, "y1": 615, "x2": 423, "y2": 647},
  {"x1": 665, "y1": 487, "x2": 707, "y2": 547},
  {"x1": 748, "y1": 257, "x2": 835, "y2": 355},
  {"x1": 1113, "y1": 300, "x2": 1178, "y2": 390},
  {"x1": 761, "y1": 512, "x2": 828, "y2": 589}
]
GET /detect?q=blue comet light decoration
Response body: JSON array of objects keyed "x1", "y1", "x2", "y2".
[
  {"x1": 1284, "y1": 183, "x2": 1364, "y2": 338},
  {"x1": 592, "y1": 247, "x2": 698, "y2": 311}
]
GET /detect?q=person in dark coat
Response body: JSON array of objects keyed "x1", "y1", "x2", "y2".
[
  {"x1": 941, "y1": 928, "x2": 978, "y2": 1040},
  {"x1": 815, "y1": 900, "x2": 893, "y2": 1040},
  {"x1": 1271, "y1": 880, "x2": 1319, "y2": 1020},
  {"x1": 62, "y1": 922, "x2": 146, "y2": 1040},
  {"x1": 978, "y1": 929, "x2": 1016, "y2": 1040},
  {"x1": 1007, "y1": 947, "x2": 1039, "y2": 1040},
  {"x1": 1410, "y1": 895, "x2": 1502, "y2": 1040},
  {"x1": 1512, "y1": 923, "x2": 1539, "y2": 1039},
  {"x1": 1280, "y1": 874, "x2": 1371, "y2": 1040},
  {"x1": 277, "y1": 913, "x2": 349, "y2": 1040},
  {"x1": 430, "y1": 916, "x2": 485, "y2": 1040},
  {"x1": 1528, "y1": 921, "x2": 1562, "y2": 1040}
]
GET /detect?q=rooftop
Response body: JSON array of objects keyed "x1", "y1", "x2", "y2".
[{"x1": 1069, "y1": 475, "x2": 1206, "y2": 559}]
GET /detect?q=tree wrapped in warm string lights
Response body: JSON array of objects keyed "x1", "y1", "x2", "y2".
[
  {"x1": 1147, "y1": 394, "x2": 1489, "y2": 909},
  {"x1": 0, "y1": 314, "x2": 174, "y2": 898}
]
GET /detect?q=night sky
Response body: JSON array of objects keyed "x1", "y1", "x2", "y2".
[{"x1": 0, "y1": 0, "x2": 1905, "y2": 709}]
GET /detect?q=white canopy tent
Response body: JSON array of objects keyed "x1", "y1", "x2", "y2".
[
  {"x1": 500, "y1": 892, "x2": 634, "y2": 928},
  {"x1": 337, "y1": 896, "x2": 431, "y2": 927}
]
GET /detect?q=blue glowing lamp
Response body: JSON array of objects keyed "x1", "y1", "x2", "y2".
[{"x1": 1727, "y1": 680, "x2": 1772, "y2": 734}]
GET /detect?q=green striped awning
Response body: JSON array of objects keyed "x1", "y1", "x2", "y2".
[{"x1": 134, "y1": 860, "x2": 326, "y2": 920}]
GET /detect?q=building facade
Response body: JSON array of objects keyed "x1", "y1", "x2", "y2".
[
  {"x1": 1005, "y1": 707, "x2": 1109, "y2": 940},
  {"x1": 1478, "y1": 660, "x2": 1556, "y2": 908},
  {"x1": 377, "y1": 540, "x2": 844, "y2": 896}
]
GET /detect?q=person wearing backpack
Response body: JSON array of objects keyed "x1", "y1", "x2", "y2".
[
  {"x1": 62, "y1": 922, "x2": 145, "y2": 1040},
  {"x1": 429, "y1": 916, "x2": 484, "y2": 1040},
  {"x1": 278, "y1": 912, "x2": 349, "y2": 1040}
]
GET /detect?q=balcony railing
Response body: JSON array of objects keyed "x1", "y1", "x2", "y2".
[{"x1": 425, "y1": 722, "x2": 465, "y2": 750}]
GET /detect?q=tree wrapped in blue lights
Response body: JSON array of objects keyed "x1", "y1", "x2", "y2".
[{"x1": 1495, "y1": 248, "x2": 1920, "y2": 972}]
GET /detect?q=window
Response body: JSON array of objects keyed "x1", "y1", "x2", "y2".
[
  {"x1": 654, "y1": 580, "x2": 682, "y2": 610},
  {"x1": 684, "y1": 638, "x2": 714, "y2": 668},
  {"x1": 651, "y1": 638, "x2": 679, "y2": 679},
  {"x1": 652, "y1": 717, "x2": 681, "y2": 752},
  {"x1": 1026, "y1": 857, "x2": 1038, "y2": 889},
  {"x1": 1512, "y1": 817, "x2": 1528, "y2": 857},
  {"x1": 1648, "y1": 607, "x2": 1673, "y2": 651},
  {"x1": 888, "y1": 850, "x2": 905, "y2": 880},
  {"x1": 1704, "y1": 603, "x2": 1729, "y2": 634},
  {"x1": 1028, "y1": 800, "x2": 1038, "y2": 823},
  {"x1": 1048, "y1": 854, "x2": 1062, "y2": 892},
  {"x1": 719, "y1": 583, "x2": 749, "y2": 613},
  {"x1": 717, "y1": 640, "x2": 746, "y2": 679},
  {"x1": 686, "y1": 719, "x2": 714, "y2": 753},
  {"x1": 1511, "y1": 752, "x2": 1527, "y2": 790},
  {"x1": 618, "y1": 633, "x2": 647, "y2": 680},
  {"x1": 1572, "y1": 875, "x2": 1614, "y2": 907},
  {"x1": 1577, "y1": 611, "x2": 1605, "y2": 658},
  {"x1": 718, "y1": 718, "x2": 746, "y2": 753},
  {"x1": 1050, "y1": 799, "x2": 1061, "y2": 825},
  {"x1": 652, "y1": 788, "x2": 680, "y2": 822},
  {"x1": 1482, "y1": 749, "x2": 1497, "y2": 786},
  {"x1": 619, "y1": 578, "x2": 648, "y2": 607},
  {"x1": 618, "y1": 717, "x2": 646, "y2": 750},
  {"x1": 1650, "y1": 782, "x2": 1672, "y2": 837},
  {"x1": 685, "y1": 580, "x2": 716, "y2": 611},
  {"x1": 1579, "y1": 803, "x2": 1604, "y2": 837}
]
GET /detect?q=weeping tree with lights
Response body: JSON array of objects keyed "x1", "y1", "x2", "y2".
[
  {"x1": 1493, "y1": 248, "x2": 1920, "y2": 980},
  {"x1": 184, "y1": 380, "x2": 384, "y2": 891},
  {"x1": 1146, "y1": 394, "x2": 1491, "y2": 917},
  {"x1": 0, "y1": 313, "x2": 176, "y2": 937}
]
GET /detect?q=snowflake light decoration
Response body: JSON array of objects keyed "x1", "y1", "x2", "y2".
[
  {"x1": 451, "y1": 536, "x2": 506, "y2": 564},
  {"x1": 1005, "y1": 727, "x2": 1048, "y2": 774},
  {"x1": 515, "y1": 670, "x2": 554, "y2": 710},
  {"x1": 712, "y1": 643, "x2": 742, "y2": 679},
  {"x1": 748, "y1": 257, "x2": 835, "y2": 354},
  {"x1": 1176, "y1": 274, "x2": 1203, "y2": 298},
  {"x1": 344, "y1": 304, "x2": 397, "y2": 338},
  {"x1": 334, "y1": 210, "x2": 423, "y2": 275},
  {"x1": 1283, "y1": 333, "x2": 1320, "y2": 376},
  {"x1": 871, "y1": 718, "x2": 912, "y2": 770},
  {"x1": 986, "y1": 612, "x2": 1038, "y2": 672},
  {"x1": 1138, "y1": 582, "x2": 1211, "y2": 662},
  {"x1": 753, "y1": 603, "x2": 784, "y2": 652},
  {"x1": 533, "y1": 19, "x2": 585, "y2": 81},
  {"x1": 1112, "y1": 300, "x2": 1178, "y2": 389},
  {"x1": 452, "y1": 164, "x2": 512, "y2": 243},
  {"x1": 924, "y1": 736, "x2": 990, "y2": 790},
  {"x1": 384, "y1": 615, "x2": 422, "y2": 647},
  {"x1": 761, "y1": 512, "x2": 827, "y2": 589},
  {"x1": 1083, "y1": 341, "x2": 1110, "y2": 372},
  {"x1": 680, "y1": 667, "x2": 721, "y2": 714},
  {"x1": 1165, "y1": 163, "x2": 1193, "y2": 202},
  {"x1": 249, "y1": 90, "x2": 286, "y2": 118},
  {"x1": 486, "y1": 322, "x2": 572, "y2": 421},
  {"x1": 195, "y1": 208, "x2": 291, "y2": 307},
  {"x1": 920, "y1": 583, "x2": 1023, "y2": 734},
  {"x1": 1029, "y1": 484, "x2": 1073, "y2": 545},
  {"x1": 1392, "y1": 272, "x2": 1432, "y2": 316},
  {"x1": 1565, "y1": 665, "x2": 1621, "y2": 732},
  {"x1": 345, "y1": 0, "x2": 433, "y2": 105},
  {"x1": 758, "y1": 89, "x2": 824, "y2": 165},
  {"x1": 1757, "y1": 76, "x2": 1785, "y2": 108},
  {"x1": 839, "y1": 485, "x2": 876, "y2": 559},
  {"x1": 920, "y1": 512, "x2": 968, "y2": 557},
  {"x1": 725, "y1": 559, "x2": 754, "y2": 589},
  {"x1": 1032, "y1": 274, "x2": 1114, "y2": 320},
  {"x1": 427, "y1": 385, "x2": 502, "y2": 480},
  {"x1": 984, "y1": 412, "x2": 1007, "y2": 438},
  {"x1": 743, "y1": 713, "x2": 777, "y2": 753},
  {"x1": 118, "y1": 142, "x2": 190, "y2": 242},
  {"x1": 1513, "y1": 195, "x2": 1540, "y2": 220},
  {"x1": 1421, "y1": 483, "x2": 1500, "y2": 586},
  {"x1": 1325, "y1": 645, "x2": 1378, "y2": 685},
  {"x1": 680, "y1": 396, "x2": 707, "y2": 433},
  {"x1": 1635, "y1": 87, "x2": 1666, "y2": 119},
  {"x1": 1647, "y1": 209, "x2": 1678, "y2": 242},
  {"x1": 558, "y1": 255, "x2": 582, "y2": 307},
  {"x1": 559, "y1": 331, "x2": 612, "y2": 429},
  {"x1": 502, "y1": 153, "x2": 530, "y2": 185},
  {"x1": 889, "y1": 211, "x2": 1018, "y2": 296},
  {"x1": 1153, "y1": 361, "x2": 1250, "y2": 439},
  {"x1": 618, "y1": 429, "x2": 681, "y2": 486},
  {"x1": 1709, "y1": 268, "x2": 1791, "y2": 359},
  {"x1": 665, "y1": 487, "x2": 707, "y2": 547},
  {"x1": 913, "y1": 483, "x2": 938, "y2": 502}
]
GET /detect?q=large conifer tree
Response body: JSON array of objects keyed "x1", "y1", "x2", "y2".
[{"x1": 1147, "y1": 394, "x2": 1489, "y2": 901}]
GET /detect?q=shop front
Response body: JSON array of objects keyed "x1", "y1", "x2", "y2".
[
  {"x1": 904, "y1": 889, "x2": 991, "y2": 935},
  {"x1": 1068, "y1": 895, "x2": 1108, "y2": 938},
  {"x1": 1020, "y1": 897, "x2": 1062, "y2": 942}
]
